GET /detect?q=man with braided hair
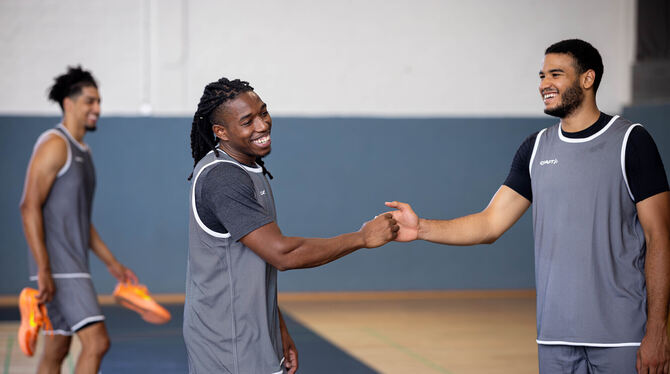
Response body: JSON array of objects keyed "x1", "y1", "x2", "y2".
[
  {"x1": 20, "y1": 66, "x2": 138, "y2": 373},
  {"x1": 183, "y1": 77, "x2": 399, "y2": 373}
]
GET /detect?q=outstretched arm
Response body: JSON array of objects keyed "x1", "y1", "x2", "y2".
[
  {"x1": 240, "y1": 214, "x2": 398, "y2": 271},
  {"x1": 385, "y1": 185, "x2": 530, "y2": 245},
  {"x1": 89, "y1": 224, "x2": 138, "y2": 284},
  {"x1": 636, "y1": 191, "x2": 670, "y2": 373}
]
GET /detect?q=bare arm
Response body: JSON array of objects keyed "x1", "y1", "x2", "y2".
[
  {"x1": 385, "y1": 185, "x2": 531, "y2": 245},
  {"x1": 89, "y1": 224, "x2": 138, "y2": 283},
  {"x1": 240, "y1": 214, "x2": 398, "y2": 271},
  {"x1": 636, "y1": 191, "x2": 670, "y2": 372},
  {"x1": 19, "y1": 134, "x2": 67, "y2": 302}
]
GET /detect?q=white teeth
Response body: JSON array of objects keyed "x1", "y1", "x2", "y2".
[
  {"x1": 543, "y1": 93, "x2": 556, "y2": 100},
  {"x1": 253, "y1": 135, "x2": 270, "y2": 145}
]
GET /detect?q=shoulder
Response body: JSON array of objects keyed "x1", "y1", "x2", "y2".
[
  {"x1": 31, "y1": 130, "x2": 68, "y2": 169},
  {"x1": 199, "y1": 161, "x2": 254, "y2": 188},
  {"x1": 514, "y1": 130, "x2": 543, "y2": 158}
]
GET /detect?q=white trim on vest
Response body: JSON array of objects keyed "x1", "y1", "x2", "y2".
[
  {"x1": 57, "y1": 123, "x2": 90, "y2": 152},
  {"x1": 207, "y1": 148, "x2": 263, "y2": 173},
  {"x1": 529, "y1": 128, "x2": 547, "y2": 176},
  {"x1": 557, "y1": 115, "x2": 619, "y2": 143},
  {"x1": 621, "y1": 123, "x2": 642, "y2": 202},
  {"x1": 34, "y1": 129, "x2": 71, "y2": 177},
  {"x1": 191, "y1": 159, "x2": 253, "y2": 238}
]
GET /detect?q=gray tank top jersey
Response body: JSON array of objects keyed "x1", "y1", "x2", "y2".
[
  {"x1": 28, "y1": 125, "x2": 95, "y2": 279},
  {"x1": 530, "y1": 115, "x2": 646, "y2": 346},
  {"x1": 184, "y1": 149, "x2": 283, "y2": 374}
]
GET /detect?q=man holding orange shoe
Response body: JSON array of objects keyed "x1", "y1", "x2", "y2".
[{"x1": 19, "y1": 66, "x2": 137, "y2": 373}]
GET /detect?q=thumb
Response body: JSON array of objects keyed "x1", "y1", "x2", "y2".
[{"x1": 385, "y1": 201, "x2": 399, "y2": 209}]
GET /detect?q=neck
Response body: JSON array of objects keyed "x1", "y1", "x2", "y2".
[
  {"x1": 559, "y1": 98, "x2": 600, "y2": 133},
  {"x1": 217, "y1": 142, "x2": 256, "y2": 166},
  {"x1": 62, "y1": 116, "x2": 86, "y2": 143}
]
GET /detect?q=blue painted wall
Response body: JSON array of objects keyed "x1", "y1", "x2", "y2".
[{"x1": 1, "y1": 105, "x2": 668, "y2": 294}]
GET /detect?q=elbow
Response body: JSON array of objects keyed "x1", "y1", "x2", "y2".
[
  {"x1": 274, "y1": 260, "x2": 290, "y2": 272},
  {"x1": 273, "y1": 257, "x2": 296, "y2": 272},
  {"x1": 267, "y1": 247, "x2": 297, "y2": 271},
  {"x1": 19, "y1": 201, "x2": 36, "y2": 221},
  {"x1": 480, "y1": 231, "x2": 503, "y2": 245}
]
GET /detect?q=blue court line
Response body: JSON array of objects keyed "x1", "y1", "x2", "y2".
[
  {"x1": 362, "y1": 327, "x2": 453, "y2": 374},
  {"x1": 3, "y1": 335, "x2": 13, "y2": 374}
]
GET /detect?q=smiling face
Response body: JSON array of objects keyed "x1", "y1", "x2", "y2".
[
  {"x1": 64, "y1": 85, "x2": 101, "y2": 131},
  {"x1": 212, "y1": 90, "x2": 272, "y2": 165},
  {"x1": 539, "y1": 53, "x2": 585, "y2": 119}
]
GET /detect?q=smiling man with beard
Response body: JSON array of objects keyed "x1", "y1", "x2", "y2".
[
  {"x1": 386, "y1": 39, "x2": 670, "y2": 373},
  {"x1": 20, "y1": 66, "x2": 138, "y2": 373}
]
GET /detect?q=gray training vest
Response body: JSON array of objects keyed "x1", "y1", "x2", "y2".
[
  {"x1": 531, "y1": 115, "x2": 646, "y2": 346},
  {"x1": 184, "y1": 149, "x2": 283, "y2": 374},
  {"x1": 28, "y1": 124, "x2": 96, "y2": 280}
]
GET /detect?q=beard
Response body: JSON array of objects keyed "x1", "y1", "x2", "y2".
[
  {"x1": 544, "y1": 80, "x2": 584, "y2": 118},
  {"x1": 85, "y1": 124, "x2": 97, "y2": 132}
]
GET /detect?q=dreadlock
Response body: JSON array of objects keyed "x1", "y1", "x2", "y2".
[
  {"x1": 48, "y1": 65, "x2": 98, "y2": 110},
  {"x1": 188, "y1": 77, "x2": 273, "y2": 180}
]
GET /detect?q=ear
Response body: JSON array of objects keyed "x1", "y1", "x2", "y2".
[
  {"x1": 212, "y1": 124, "x2": 229, "y2": 141},
  {"x1": 63, "y1": 96, "x2": 74, "y2": 112},
  {"x1": 582, "y1": 69, "x2": 596, "y2": 90}
]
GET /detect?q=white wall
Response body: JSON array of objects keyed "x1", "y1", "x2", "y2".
[{"x1": 0, "y1": 0, "x2": 635, "y2": 117}]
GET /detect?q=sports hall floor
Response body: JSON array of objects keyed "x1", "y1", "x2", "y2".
[{"x1": 0, "y1": 290, "x2": 538, "y2": 373}]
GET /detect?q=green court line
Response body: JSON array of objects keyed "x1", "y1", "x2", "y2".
[
  {"x1": 362, "y1": 327, "x2": 453, "y2": 374},
  {"x1": 3, "y1": 336, "x2": 14, "y2": 374},
  {"x1": 67, "y1": 351, "x2": 74, "y2": 374}
]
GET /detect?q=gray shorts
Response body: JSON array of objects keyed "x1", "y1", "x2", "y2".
[
  {"x1": 538, "y1": 344, "x2": 638, "y2": 374},
  {"x1": 36, "y1": 276, "x2": 105, "y2": 335}
]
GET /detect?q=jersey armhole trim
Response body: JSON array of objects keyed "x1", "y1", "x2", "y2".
[
  {"x1": 34, "y1": 130, "x2": 71, "y2": 177},
  {"x1": 191, "y1": 160, "x2": 249, "y2": 238},
  {"x1": 621, "y1": 123, "x2": 642, "y2": 202},
  {"x1": 528, "y1": 128, "x2": 547, "y2": 177}
]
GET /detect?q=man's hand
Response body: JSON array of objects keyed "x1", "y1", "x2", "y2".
[
  {"x1": 36, "y1": 269, "x2": 55, "y2": 303},
  {"x1": 637, "y1": 328, "x2": 670, "y2": 374},
  {"x1": 360, "y1": 213, "x2": 399, "y2": 248},
  {"x1": 281, "y1": 324, "x2": 298, "y2": 374},
  {"x1": 107, "y1": 261, "x2": 139, "y2": 284},
  {"x1": 384, "y1": 201, "x2": 419, "y2": 242}
]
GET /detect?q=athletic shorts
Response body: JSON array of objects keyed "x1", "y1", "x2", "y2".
[
  {"x1": 35, "y1": 277, "x2": 105, "y2": 335},
  {"x1": 538, "y1": 344, "x2": 638, "y2": 374}
]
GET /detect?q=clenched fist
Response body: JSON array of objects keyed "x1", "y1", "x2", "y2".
[{"x1": 360, "y1": 213, "x2": 399, "y2": 248}]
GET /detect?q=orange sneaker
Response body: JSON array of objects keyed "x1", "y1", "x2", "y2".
[
  {"x1": 17, "y1": 287, "x2": 52, "y2": 357},
  {"x1": 113, "y1": 282, "x2": 171, "y2": 324}
]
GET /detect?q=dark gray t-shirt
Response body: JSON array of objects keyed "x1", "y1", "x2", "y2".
[{"x1": 195, "y1": 163, "x2": 273, "y2": 241}]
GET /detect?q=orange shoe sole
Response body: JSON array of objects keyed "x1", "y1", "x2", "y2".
[{"x1": 113, "y1": 283, "x2": 171, "y2": 324}]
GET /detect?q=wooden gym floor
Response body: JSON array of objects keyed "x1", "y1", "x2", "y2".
[{"x1": 1, "y1": 290, "x2": 538, "y2": 373}]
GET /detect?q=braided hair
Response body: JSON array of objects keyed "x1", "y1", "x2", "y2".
[
  {"x1": 188, "y1": 77, "x2": 273, "y2": 180},
  {"x1": 48, "y1": 66, "x2": 98, "y2": 110}
]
